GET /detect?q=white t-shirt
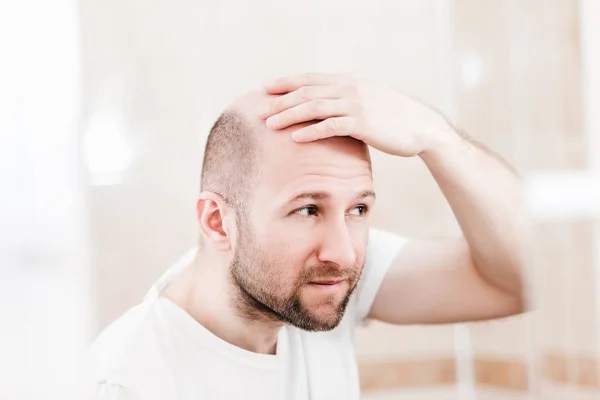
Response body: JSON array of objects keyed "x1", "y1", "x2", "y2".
[{"x1": 83, "y1": 228, "x2": 407, "y2": 400}]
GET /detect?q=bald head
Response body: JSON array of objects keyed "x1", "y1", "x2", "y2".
[
  {"x1": 200, "y1": 90, "x2": 370, "y2": 214},
  {"x1": 200, "y1": 91, "x2": 272, "y2": 212}
]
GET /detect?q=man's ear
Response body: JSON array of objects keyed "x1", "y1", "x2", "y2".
[{"x1": 196, "y1": 192, "x2": 235, "y2": 251}]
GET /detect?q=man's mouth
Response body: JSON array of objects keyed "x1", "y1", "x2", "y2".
[{"x1": 309, "y1": 279, "x2": 344, "y2": 285}]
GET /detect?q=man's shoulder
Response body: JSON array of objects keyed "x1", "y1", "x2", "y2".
[
  {"x1": 82, "y1": 300, "x2": 174, "y2": 399},
  {"x1": 351, "y1": 228, "x2": 409, "y2": 325},
  {"x1": 367, "y1": 228, "x2": 409, "y2": 253},
  {"x1": 363, "y1": 227, "x2": 409, "y2": 276},
  {"x1": 86, "y1": 301, "x2": 152, "y2": 367}
]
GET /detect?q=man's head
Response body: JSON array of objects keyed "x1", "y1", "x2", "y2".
[{"x1": 198, "y1": 91, "x2": 374, "y2": 331}]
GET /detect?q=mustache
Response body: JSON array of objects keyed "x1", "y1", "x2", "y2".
[{"x1": 298, "y1": 263, "x2": 361, "y2": 283}]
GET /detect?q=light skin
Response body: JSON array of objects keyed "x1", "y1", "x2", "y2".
[
  {"x1": 165, "y1": 72, "x2": 527, "y2": 355},
  {"x1": 163, "y1": 97, "x2": 376, "y2": 354},
  {"x1": 260, "y1": 72, "x2": 526, "y2": 324}
]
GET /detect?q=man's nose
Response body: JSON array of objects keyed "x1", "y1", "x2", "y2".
[{"x1": 317, "y1": 219, "x2": 357, "y2": 268}]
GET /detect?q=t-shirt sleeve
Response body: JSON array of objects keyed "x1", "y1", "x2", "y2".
[{"x1": 354, "y1": 228, "x2": 409, "y2": 326}]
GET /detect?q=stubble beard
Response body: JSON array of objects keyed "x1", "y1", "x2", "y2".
[{"x1": 229, "y1": 231, "x2": 362, "y2": 332}]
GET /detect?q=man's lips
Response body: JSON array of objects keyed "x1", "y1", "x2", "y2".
[{"x1": 309, "y1": 279, "x2": 344, "y2": 285}]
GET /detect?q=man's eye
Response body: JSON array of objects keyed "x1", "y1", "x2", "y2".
[
  {"x1": 349, "y1": 205, "x2": 369, "y2": 216},
  {"x1": 295, "y1": 206, "x2": 318, "y2": 216}
]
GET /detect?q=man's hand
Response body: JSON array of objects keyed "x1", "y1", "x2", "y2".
[{"x1": 259, "y1": 72, "x2": 452, "y2": 158}]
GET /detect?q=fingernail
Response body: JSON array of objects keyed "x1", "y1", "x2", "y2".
[
  {"x1": 265, "y1": 115, "x2": 279, "y2": 129},
  {"x1": 292, "y1": 130, "x2": 303, "y2": 141}
]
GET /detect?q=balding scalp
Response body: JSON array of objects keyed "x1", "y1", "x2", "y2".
[{"x1": 200, "y1": 110, "x2": 259, "y2": 212}]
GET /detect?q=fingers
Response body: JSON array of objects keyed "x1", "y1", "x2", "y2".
[
  {"x1": 260, "y1": 73, "x2": 362, "y2": 141},
  {"x1": 264, "y1": 73, "x2": 349, "y2": 94},
  {"x1": 265, "y1": 99, "x2": 355, "y2": 130},
  {"x1": 292, "y1": 117, "x2": 360, "y2": 142},
  {"x1": 260, "y1": 85, "x2": 346, "y2": 119}
]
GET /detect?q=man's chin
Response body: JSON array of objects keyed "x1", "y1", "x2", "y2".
[
  {"x1": 291, "y1": 301, "x2": 349, "y2": 332},
  {"x1": 291, "y1": 315, "x2": 343, "y2": 332}
]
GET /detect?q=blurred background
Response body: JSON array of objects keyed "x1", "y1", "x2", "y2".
[{"x1": 1, "y1": 0, "x2": 599, "y2": 399}]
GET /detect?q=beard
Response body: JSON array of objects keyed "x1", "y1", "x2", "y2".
[{"x1": 229, "y1": 224, "x2": 363, "y2": 332}]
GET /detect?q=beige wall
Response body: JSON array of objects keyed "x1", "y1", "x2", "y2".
[{"x1": 79, "y1": 0, "x2": 600, "y2": 398}]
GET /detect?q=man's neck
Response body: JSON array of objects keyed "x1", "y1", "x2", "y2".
[{"x1": 161, "y1": 251, "x2": 282, "y2": 355}]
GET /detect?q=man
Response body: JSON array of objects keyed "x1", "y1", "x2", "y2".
[{"x1": 84, "y1": 73, "x2": 527, "y2": 399}]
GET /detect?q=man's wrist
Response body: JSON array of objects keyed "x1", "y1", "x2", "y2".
[{"x1": 418, "y1": 118, "x2": 461, "y2": 161}]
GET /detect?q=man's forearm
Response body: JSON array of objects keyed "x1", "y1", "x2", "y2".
[{"x1": 419, "y1": 125, "x2": 527, "y2": 298}]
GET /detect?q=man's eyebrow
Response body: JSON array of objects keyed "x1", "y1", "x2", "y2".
[
  {"x1": 288, "y1": 191, "x2": 331, "y2": 203},
  {"x1": 357, "y1": 190, "x2": 376, "y2": 200},
  {"x1": 287, "y1": 190, "x2": 376, "y2": 203}
]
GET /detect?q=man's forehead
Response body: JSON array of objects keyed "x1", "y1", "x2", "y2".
[
  {"x1": 259, "y1": 136, "x2": 374, "y2": 202},
  {"x1": 261, "y1": 135, "x2": 370, "y2": 169}
]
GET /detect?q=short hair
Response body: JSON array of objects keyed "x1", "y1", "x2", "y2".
[{"x1": 200, "y1": 109, "x2": 259, "y2": 213}]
